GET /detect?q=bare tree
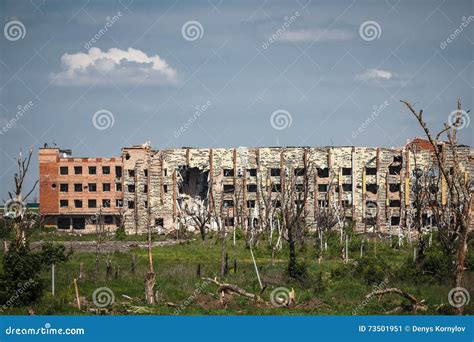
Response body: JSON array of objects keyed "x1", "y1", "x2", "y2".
[
  {"x1": 401, "y1": 99, "x2": 472, "y2": 315},
  {"x1": 5, "y1": 149, "x2": 38, "y2": 248}
]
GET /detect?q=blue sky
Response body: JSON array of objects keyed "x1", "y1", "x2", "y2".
[{"x1": 0, "y1": 0, "x2": 472, "y2": 200}]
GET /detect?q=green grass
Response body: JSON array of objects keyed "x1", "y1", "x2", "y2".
[{"x1": 0, "y1": 234, "x2": 472, "y2": 315}]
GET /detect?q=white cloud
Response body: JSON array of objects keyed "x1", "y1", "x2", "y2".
[
  {"x1": 279, "y1": 29, "x2": 354, "y2": 42},
  {"x1": 52, "y1": 47, "x2": 178, "y2": 86},
  {"x1": 355, "y1": 68, "x2": 394, "y2": 81}
]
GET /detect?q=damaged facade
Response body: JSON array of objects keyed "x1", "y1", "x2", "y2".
[{"x1": 39, "y1": 139, "x2": 473, "y2": 234}]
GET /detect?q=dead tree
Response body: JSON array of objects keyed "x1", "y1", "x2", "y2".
[
  {"x1": 401, "y1": 99, "x2": 472, "y2": 315},
  {"x1": 365, "y1": 287, "x2": 427, "y2": 313},
  {"x1": 180, "y1": 196, "x2": 211, "y2": 241},
  {"x1": 5, "y1": 149, "x2": 38, "y2": 248}
]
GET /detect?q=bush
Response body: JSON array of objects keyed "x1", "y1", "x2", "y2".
[
  {"x1": 398, "y1": 248, "x2": 453, "y2": 283},
  {"x1": 0, "y1": 245, "x2": 44, "y2": 307},
  {"x1": 354, "y1": 256, "x2": 390, "y2": 285},
  {"x1": 115, "y1": 226, "x2": 126, "y2": 241}
]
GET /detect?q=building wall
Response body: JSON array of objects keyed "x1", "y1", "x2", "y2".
[{"x1": 39, "y1": 140, "x2": 473, "y2": 234}]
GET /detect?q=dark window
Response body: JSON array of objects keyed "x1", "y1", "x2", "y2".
[
  {"x1": 60, "y1": 183, "x2": 68, "y2": 192},
  {"x1": 389, "y1": 183, "x2": 401, "y2": 192},
  {"x1": 342, "y1": 200, "x2": 351, "y2": 208},
  {"x1": 163, "y1": 184, "x2": 168, "y2": 193},
  {"x1": 59, "y1": 200, "x2": 68, "y2": 208},
  {"x1": 102, "y1": 166, "x2": 110, "y2": 175},
  {"x1": 89, "y1": 166, "x2": 96, "y2": 175},
  {"x1": 389, "y1": 200, "x2": 401, "y2": 207},
  {"x1": 223, "y1": 169, "x2": 234, "y2": 177},
  {"x1": 391, "y1": 216, "x2": 401, "y2": 226},
  {"x1": 294, "y1": 168, "x2": 306, "y2": 176},
  {"x1": 116, "y1": 199, "x2": 123, "y2": 208},
  {"x1": 88, "y1": 183, "x2": 97, "y2": 192},
  {"x1": 125, "y1": 153, "x2": 130, "y2": 160},
  {"x1": 223, "y1": 184, "x2": 234, "y2": 193},
  {"x1": 247, "y1": 184, "x2": 257, "y2": 192},
  {"x1": 74, "y1": 166, "x2": 82, "y2": 175},
  {"x1": 317, "y1": 168, "x2": 329, "y2": 178},
  {"x1": 143, "y1": 184, "x2": 148, "y2": 193},
  {"x1": 103, "y1": 183, "x2": 111, "y2": 192},
  {"x1": 342, "y1": 183, "x2": 352, "y2": 191},
  {"x1": 72, "y1": 217, "x2": 85, "y2": 229},
  {"x1": 115, "y1": 166, "x2": 122, "y2": 178},
  {"x1": 60, "y1": 166, "x2": 68, "y2": 175},
  {"x1": 366, "y1": 167, "x2": 377, "y2": 175},
  {"x1": 295, "y1": 183, "x2": 304, "y2": 192},
  {"x1": 366, "y1": 183, "x2": 377, "y2": 194},
  {"x1": 224, "y1": 217, "x2": 234, "y2": 226},
  {"x1": 128, "y1": 169, "x2": 135, "y2": 177},
  {"x1": 248, "y1": 218, "x2": 258, "y2": 227},
  {"x1": 102, "y1": 199, "x2": 111, "y2": 208},
  {"x1": 155, "y1": 218, "x2": 164, "y2": 227},
  {"x1": 247, "y1": 200, "x2": 256, "y2": 208},
  {"x1": 342, "y1": 167, "x2": 352, "y2": 176},
  {"x1": 144, "y1": 169, "x2": 148, "y2": 177},
  {"x1": 164, "y1": 169, "x2": 167, "y2": 177},
  {"x1": 223, "y1": 200, "x2": 234, "y2": 208},
  {"x1": 144, "y1": 201, "x2": 148, "y2": 208},
  {"x1": 389, "y1": 165, "x2": 402, "y2": 175},
  {"x1": 127, "y1": 184, "x2": 135, "y2": 193},
  {"x1": 88, "y1": 199, "x2": 97, "y2": 208},
  {"x1": 74, "y1": 199, "x2": 83, "y2": 208},
  {"x1": 272, "y1": 200, "x2": 281, "y2": 208},
  {"x1": 104, "y1": 215, "x2": 113, "y2": 224},
  {"x1": 318, "y1": 184, "x2": 328, "y2": 192},
  {"x1": 116, "y1": 183, "x2": 122, "y2": 191},
  {"x1": 128, "y1": 201, "x2": 135, "y2": 209},
  {"x1": 318, "y1": 200, "x2": 328, "y2": 207},
  {"x1": 74, "y1": 184, "x2": 83, "y2": 192},
  {"x1": 271, "y1": 183, "x2": 281, "y2": 192},
  {"x1": 247, "y1": 168, "x2": 257, "y2": 177},
  {"x1": 57, "y1": 217, "x2": 70, "y2": 229},
  {"x1": 366, "y1": 200, "x2": 377, "y2": 208},
  {"x1": 270, "y1": 168, "x2": 281, "y2": 177}
]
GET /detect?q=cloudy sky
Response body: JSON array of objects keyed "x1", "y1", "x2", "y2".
[{"x1": 0, "y1": 0, "x2": 472, "y2": 200}]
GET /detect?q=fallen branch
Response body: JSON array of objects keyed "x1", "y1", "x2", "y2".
[
  {"x1": 202, "y1": 277, "x2": 263, "y2": 302},
  {"x1": 365, "y1": 287, "x2": 427, "y2": 313}
]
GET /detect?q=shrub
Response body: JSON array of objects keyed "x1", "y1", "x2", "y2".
[
  {"x1": 398, "y1": 248, "x2": 453, "y2": 283},
  {"x1": 115, "y1": 226, "x2": 126, "y2": 241},
  {"x1": 354, "y1": 255, "x2": 390, "y2": 285}
]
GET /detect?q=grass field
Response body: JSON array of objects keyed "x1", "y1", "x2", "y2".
[{"x1": 1, "y1": 230, "x2": 472, "y2": 316}]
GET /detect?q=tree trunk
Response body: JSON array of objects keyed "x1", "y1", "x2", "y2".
[
  {"x1": 454, "y1": 217, "x2": 469, "y2": 315},
  {"x1": 78, "y1": 262, "x2": 85, "y2": 280},
  {"x1": 287, "y1": 225, "x2": 297, "y2": 278},
  {"x1": 199, "y1": 224, "x2": 206, "y2": 241},
  {"x1": 145, "y1": 272, "x2": 156, "y2": 305}
]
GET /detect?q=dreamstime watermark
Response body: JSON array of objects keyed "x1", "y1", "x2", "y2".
[
  {"x1": 4, "y1": 20, "x2": 26, "y2": 41},
  {"x1": 352, "y1": 101, "x2": 389, "y2": 139},
  {"x1": 270, "y1": 287, "x2": 291, "y2": 307},
  {"x1": 448, "y1": 287, "x2": 470, "y2": 308},
  {"x1": 262, "y1": 11, "x2": 300, "y2": 50},
  {"x1": 270, "y1": 109, "x2": 292, "y2": 130},
  {"x1": 174, "y1": 100, "x2": 211, "y2": 138},
  {"x1": 181, "y1": 20, "x2": 204, "y2": 41},
  {"x1": 440, "y1": 16, "x2": 474, "y2": 50},
  {"x1": 92, "y1": 287, "x2": 115, "y2": 307},
  {"x1": 448, "y1": 109, "x2": 470, "y2": 130},
  {"x1": 3, "y1": 198, "x2": 27, "y2": 219},
  {"x1": 84, "y1": 11, "x2": 123, "y2": 50},
  {"x1": 5, "y1": 323, "x2": 85, "y2": 336},
  {"x1": 92, "y1": 109, "x2": 115, "y2": 130},
  {"x1": 359, "y1": 20, "x2": 382, "y2": 41},
  {"x1": 174, "y1": 279, "x2": 211, "y2": 314},
  {"x1": 0, "y1": 101, "x2": 34, "y2": 135},
  {"x1": 352, "y1": 279, "x2": 388, "y2": 315},
  {"x1": 0, "y1": 278, "x2": 36, "y2": 311}
]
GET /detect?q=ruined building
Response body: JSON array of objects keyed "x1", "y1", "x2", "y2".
[{"x1": 39, "y1": 139, "x2": 473, "y2": 234}]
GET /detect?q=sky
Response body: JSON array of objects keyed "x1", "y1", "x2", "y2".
[{"x1": 0, "y1": 0, "x2": 472, "y2": 201}]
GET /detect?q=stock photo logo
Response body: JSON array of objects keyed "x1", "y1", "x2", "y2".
[
  {"x1": 270, "y1": 109, "x2": 292, "y2": 130},
  {"x1": 92, "y1": 110, "x2": 115, "y2": 130},
  {"x1": 3, "y1": 20, "x2": 26, "y2": 41},
  {"x1": 359, "y1": 20, "x2": 382, "y2": 41},
  {"x1": 448, "y1": 109, "x2": 470, "y2": 130},
  {"x1": 92, "y1": 287, "x2": 115, "y2": 308},
  {"x1": 270, "y1": 287, "x2": 292, "y2": 308},
  {"x1": 181, "y1": 21, "x2": 204, "y2": 41},
  {"x1": 448, "y1": 287, "x2": 470, "y2": 308},
  {"x1": 3, "y1": 199, "x2": 26, "y2": 219}
]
